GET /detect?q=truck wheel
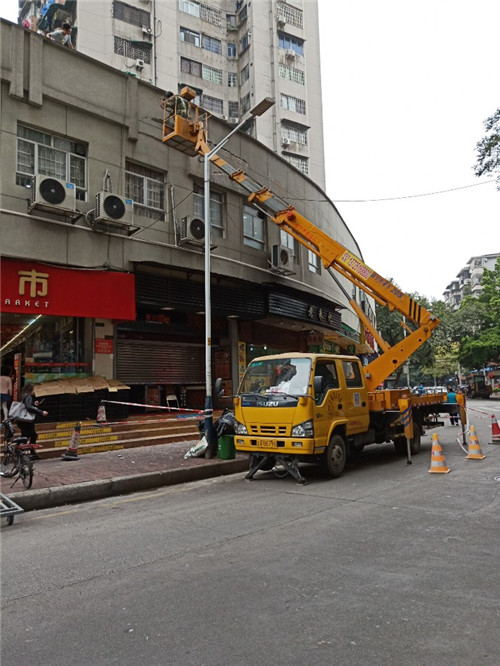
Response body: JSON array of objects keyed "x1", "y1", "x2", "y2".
[{"x1": 323, "y1": 434, "x2": 346, "y2": 478}]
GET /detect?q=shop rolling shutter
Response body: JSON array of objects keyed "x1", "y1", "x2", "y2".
[{"x1": 117, "y1": 339, "x2": 205, "y2": 384}]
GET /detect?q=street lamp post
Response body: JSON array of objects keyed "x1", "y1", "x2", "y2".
[{"x1": 203, "y1": 98, "x2": 275, "y2": 456}]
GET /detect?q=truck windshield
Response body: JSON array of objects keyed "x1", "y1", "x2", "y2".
[{"x1": 240, "y1": 358, "x2": 312, "y2": 397}]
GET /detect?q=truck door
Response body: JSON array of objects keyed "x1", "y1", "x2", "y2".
[
  {"x1": 340, "y1": 360, "x2": 370, "y2": 435},
  {"x1": 313, "y1": 359, "x2": 343, "y2": 452}
]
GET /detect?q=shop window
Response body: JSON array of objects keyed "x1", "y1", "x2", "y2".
[
  {"x1": 16, "y1": 125, "x2": 87, "y2": 201},
  {"x1": 193, "y1": 184, "x2": 224, "y2": 237},
  {"x1": 243, "y1": 205, "x2": 265, "y2": 250},
  {"x1": 125, "y1": 162, "x2": 165, "y2": 219}
]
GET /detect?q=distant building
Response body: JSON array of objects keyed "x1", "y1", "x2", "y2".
[{"x1": 443, "y1": 253, "x2": 500, "y2": 310}]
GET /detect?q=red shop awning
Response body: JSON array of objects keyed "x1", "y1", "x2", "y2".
[{"x1": 1, "y1": 259, "x2": 136, "y2": 320}]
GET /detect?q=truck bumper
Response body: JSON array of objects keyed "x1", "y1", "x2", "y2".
[{"x1": 234, "y1": 436, "x2": 317, "y2": 456}]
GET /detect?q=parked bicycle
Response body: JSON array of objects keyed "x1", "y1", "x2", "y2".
[{"x1": 0, "y1": 418, "x2": 35, "y2": 489}]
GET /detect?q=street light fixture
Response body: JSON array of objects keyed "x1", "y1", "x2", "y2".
[{"x1": 203, "y1": 97, "x2": 275, "y2": 456}]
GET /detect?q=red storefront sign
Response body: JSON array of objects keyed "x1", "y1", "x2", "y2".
[
  {"x1": 1, "y1": 259, "x2": 135, "y2": 320},
  {"x1": 95, "y1": 338, "x2": 114, "y2": 354}
]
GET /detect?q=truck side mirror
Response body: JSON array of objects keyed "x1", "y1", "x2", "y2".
[
  {"x1": 214, "y1": 378, "x2": 224, "y2": 397},
  {"x1": 313, "y1": 376, "x2": 323, "y2": 395}
]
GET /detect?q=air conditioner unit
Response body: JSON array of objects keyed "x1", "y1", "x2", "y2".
[
  {"x1": 285, "y1": 49, "x2": 296, "y2": 59},
  {"x1": 271, "y1": 244, "x2": 294, "y2": 272},
  {"x1": 135, "y1": 59, "x2": 145, "y2": 69},
  {"x1": 94, "y1": 192, "x2": 134, "y2": 229},
  {"x1": 282, "y1": 137, "x2": 291, "y2": 146},
  {"x1": 29, "y1": 175, "x2": 76, "y2": 214},
  {"x1": 142, "y1": 26, "x2": 152, "y2": 35},
  {"x1": 179, "y1": 216, "x2": 205, "y2": 245},
  {"x1": 277, "y1": 19, "x2": 286, "y2": 28},
  {"x1": 228, "y1": 117, "x2": 239, "y2": 125}
]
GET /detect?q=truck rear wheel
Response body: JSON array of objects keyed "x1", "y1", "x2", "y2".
[{"x1": 323, "y1": 434, "x2": 347, "y2": 478}]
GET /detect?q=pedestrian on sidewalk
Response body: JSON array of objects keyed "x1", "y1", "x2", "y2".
[
  {"x1": 0, "y1": 366, "x2": 12, "y2": 421},
  {"x1": 14, "y1": 384, "x2": 49, "y2": 459},
  {"x1": 446, "y1": 386, "x2": 459, "y2": 425}
]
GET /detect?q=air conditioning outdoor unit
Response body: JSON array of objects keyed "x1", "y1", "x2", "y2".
[
  {"x1": 271, "y1": 244, "x2": 294, "y2": 272},
  {"x1": 282, "y1": 137, "x2": 291, "y2": 146},
  {"x1": 94, "y1": 192, "x2": 134, "y2": 229},
  {"x1": 29, "y1": 175, "x2": 76, "y2": 214},
  {"x1": 228, "y1": 117, "x2": 239, "y2": 125},
  {"x1": 135, "y1": 59, "x2": 145, "y2": 69},
  {"x1": 179, "y1": 216, "x2": 205, "y2": 245},
  {"x1": 285, "y1": 49, "x2": 296, "y2": 59},
  {"x1": 142, "y1": 26, "x2": 152, "y2": 36},
  {"x1": 277, "y1": 19, "x2": 286, "y2": 28}
]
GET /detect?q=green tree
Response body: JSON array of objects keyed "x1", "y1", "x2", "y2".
[{"x1": 474, "y1": 107, "x2": 500, "y2": 188}]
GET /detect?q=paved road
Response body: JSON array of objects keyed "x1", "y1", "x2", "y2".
[{"x1": 2, "y1": 402, "x2": 499, "y2": 665}]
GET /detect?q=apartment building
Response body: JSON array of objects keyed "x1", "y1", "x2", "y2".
[
  {"x1": 443, "y1": 253, "x2": 500, "y2": 310},
  {"x1": 18, "y1": 0, "x2": 326, "y2": 189}
]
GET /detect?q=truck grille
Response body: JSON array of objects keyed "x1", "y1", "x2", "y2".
[{"x1": 249, "y1": 424, "x2": 288, "y2": 436}]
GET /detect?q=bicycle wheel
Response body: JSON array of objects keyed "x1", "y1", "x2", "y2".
[
  {"x1": 19, "y1": 454, "x2": 33, "y2": 489},
  {"x1": 0, "y1": 451, "x2": 19, "y2": 478}
]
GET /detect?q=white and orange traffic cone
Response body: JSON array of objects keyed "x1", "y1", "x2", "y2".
[
  {"x1": 61, "y1": 423, "x2": 81, "y2": 461},
  {"x1": 466, "y1": 425, "x2": 485, "y2": 460},
  {"x1": 490, "y1": 414, "x2": 500, "y2": 444},
  {"x1": 428, "y1": 433, "x2": 450, "y2": 474},
  {"x1": 96, "y1": 403, "x2": 107, "y2": 423}
]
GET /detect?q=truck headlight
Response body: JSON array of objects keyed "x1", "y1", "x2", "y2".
[
  {"x1": 234, "y1": 420, "x2": 248, "y2": 435},
  {"x1": 291, "y1": 420, "x2": 314, "y2": 437}
]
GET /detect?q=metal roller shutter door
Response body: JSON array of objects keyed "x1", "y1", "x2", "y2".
[{"x1": 117, "y1": 339, "x2": 205, "y2": 384}]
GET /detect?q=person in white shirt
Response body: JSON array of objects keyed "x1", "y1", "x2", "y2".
[
  {"x1": 0, "y1": 368, "x2": 13, "y2": 421},
  {"x1": 47, "y1": 22, "x2": 73, "y2": 49}
]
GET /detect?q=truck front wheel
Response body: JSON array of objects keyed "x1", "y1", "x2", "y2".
[{"x1": 323, "y1": 434, "x2": 347, "y2": 478}]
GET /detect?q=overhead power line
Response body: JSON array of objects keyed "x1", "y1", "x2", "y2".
[{"x1": 332, "y1": 179, "x2": 496, "y2": 203}]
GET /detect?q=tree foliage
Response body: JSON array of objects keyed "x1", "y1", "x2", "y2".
[{"x1": 474, "y1": 107, "x2": 500, "y2": 188}]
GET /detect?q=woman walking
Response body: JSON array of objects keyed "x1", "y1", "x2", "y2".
[{"x1": 15, "y1": 384, "x2": 48, "y2": 458}]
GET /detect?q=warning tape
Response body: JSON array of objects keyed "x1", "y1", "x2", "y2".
[
  {"x1": 93, "y1": 415, "x2": 204, "y2": 428},
  {"x1": 101, "y1": 399, "x2": 205, "y2": 415},
  {"x1": 466, "y1": 405, "x2": 497, "y2": 418}
]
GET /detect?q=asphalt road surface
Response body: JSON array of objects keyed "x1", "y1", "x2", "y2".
[{"x1": 2, "y1": 400, "x2": 499, "y2": 666}]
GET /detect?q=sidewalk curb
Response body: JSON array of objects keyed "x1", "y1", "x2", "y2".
[{"x1": 8, "y1": 458, "x2": 249, "y2": 512}]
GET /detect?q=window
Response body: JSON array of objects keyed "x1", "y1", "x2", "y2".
[
  {"x1": 201, "y1": 94, "x2": 224, "y2": 115},
  {"x1": 278, "y1": 33, "x2": 304, "y2": 55},
  {"x1": 228, "y1": 101, "x2": 239, "y2": 118},
  {"x1": 281, "y1": 93, "x2": 306, "y2": 114},
  {"x1": 181, "y1": 57, "x2": 202, "y2": 77},
  {"x1": 202, "y1": 64, "x2": 222, "y2": 84},
  {"x1": 280, "y1": 229, "x2": 297, "y2": 257},
  {"x1": 113, "y1": 1, "x2": 150, "y2": 28},
  {"x1": 227, "y1": 42, "x2": 237, "y2": 58},
  {"x1": 241, "y1": 92, "x2": 251, "y2": 114},
  {"x1": 193, "y1": 184, "x2": 224, "y2": 238},
  {"x1": 284, "y1": 153, "x2": 309, "y2": 175},
  {"x1": 308, "y1": 249, "x2": 320, "y2": 273},
  {"x1": 240, "y1": 63, "x2": 250, "y2": 85},
  {"x1": 200, "y1": 3, "x2": 222, "y2": 26},
  {"x1": 125, "y1": 162, "x2": 165, "y2": 218},
  {"x1": 237, "y1": 4, "x2": 248, "y2": 24},
  {"x1": 278, "y1": 63, "x2": 305, "y2": 85},
  {"x1": 240, "y1": 30, "x2": 250, "y2": 52},
  {"x1": 202, "y1": 34, "x2": 221, "y2": 54},
  {"x1": 226, "y1": 14, "x2": 237, "y2": 30},
  {"x1": 277, "y1": 2, "x2": 303, "y2": 29},
  {"x1": 180, "y1": 27, "x2": 200, "y2": 46},
  {"x1": 314, "y1": 361, "x2": 339, "y2": 403},
  {"x1": 228, "y1": 72, "x2": 238, "y2": 87},
  {"x1": 114, "y1": 36, "x2": 151, "y2": 63},
  {"x1": 281, "y1": 122, "x2": 308, "y2": 145},
  {"x1": 341, "y1": 361, "x2": 363, "y2": 388},
  {"x1": 243, "y1": 205, "x2": 265, "y2": 250},
  {"x1": 16, "y1": 125, "x2": 87, "y2": 200},
  {"x1": 179, "y1": 0, "x2": 200, "y2": 17}
]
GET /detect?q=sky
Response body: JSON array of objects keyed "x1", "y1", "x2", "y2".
[{"x1": 1, "y1": 1, "x2": 498, "y2": 300}]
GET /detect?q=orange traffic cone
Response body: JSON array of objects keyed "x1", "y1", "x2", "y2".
[
  {"x1": 428, "y1": 433, "x2": 450, "y2": 474},
  {"x1": 61, "y1": 423, "x2": 81, "y2": 461},
  {"x1": 491, "y1": 415, "x2": 500, "y2": 444},
  {"x1": 97, "y1": 403, "x2": 107, "y2": 423},
  {"x1": 466, "y1": 425, "x2": 485, "y2": 460}
]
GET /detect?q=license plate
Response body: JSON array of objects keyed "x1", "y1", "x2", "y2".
[{"x1": 257, "y1": 439, "x2": 277, "y2": 448}]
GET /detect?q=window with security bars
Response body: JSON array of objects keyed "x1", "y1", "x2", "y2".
[
  {"x1": 228, "y1": 72, "x2": 238, "y2": 87},
  {"x1": 181, "y1": 57, "x2": 202, "y2": 77},
  {"x1": 113, "y1": 1, "x2": 150, "y2": 28},
  {"x1": 179, "y1": 0, "x2": 200, "y2": 18},
  {"x1": 16, "y1": 125, "x2": 87, "y2": 200},
  {"x1": 241, "y1": 93, "x2": 251, "y2": 114},
  {"x1": 125, "y1": 162, "x2": 165, "y2": 219},
  {"x1": 202, "y1": 64, "x2": 222, "y2": 84},
  {"x1": 193, "y1": 184, "x2": 224, "y2": 238},
  {"x1": 283, "y1": 152, "x2": 309, "y2": 175},
  {"x1": 281, "y1": 93, "x2": 306, "y2": 114},
  {"x1": 277, "y1": 2, "x2": 303, "y2": 29},
  {"x1": 201, "y1": 95, "x2": 224, "y2": 114},
  {"x1": 228, "y1": 101, "x2": 239, "y2": 118},
  {"x1": 281, "y1": 122, "x2": 308, "y2": 145},
  {"x1": 278, "y1": 63, "x2": 305, "y2": 85},
  {"x1": 180, "y1": 27, "x2": 200, "y2": 46},
  {"x1": 114, "y1": 36, "x2": 151, "y2": 63},
  {"x1": 200, "y1": 3, "x2": 222, "y2": 26},
  {"x1": 278, "y1": 33, "x2": 304, "y2": 55},
  {"x1": 240, "y1": 64, "x2": 249, "y2": 85},
  {"x1": 202, "y1": 34, "x2": 222, "y2": 54},
  {"x1": 243, "y1": 205, "x2": 265, "y2": 250}
]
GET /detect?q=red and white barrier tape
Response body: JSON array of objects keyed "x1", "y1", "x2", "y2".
[{"x1": 100, "y1": 399, "x2": 206, "y2": 415}]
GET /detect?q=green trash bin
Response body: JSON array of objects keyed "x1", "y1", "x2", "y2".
[{"x1": 218, "y1": 435, "x2": 235, "y2": 460}]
